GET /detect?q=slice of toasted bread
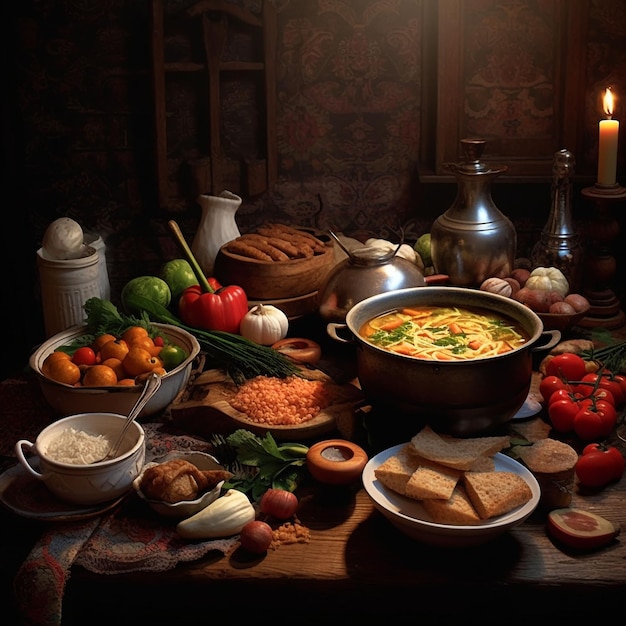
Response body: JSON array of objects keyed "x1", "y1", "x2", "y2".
[
  {"x1": 422, "y1": 485, "x2": 481, "y2": 525},
  {"x1": 374, "y1": 444, "x2": 421, "y2": 495},
  {"x1": 463, "y1": 471, "x2": 532, "y2": 519},
  {"x1": 467, "y1": 455, "x2": 496, "y2": 472},
  {"x1": 410, "y1": 425, "x2": 510, "y2": 470},
  {"x1": 404, "y1": 458, "x2": 462, "y2": 500}
]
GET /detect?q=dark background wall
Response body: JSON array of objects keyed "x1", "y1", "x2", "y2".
[{"x1": 3, "y1": 0, "x2": 626, "y2": 379}]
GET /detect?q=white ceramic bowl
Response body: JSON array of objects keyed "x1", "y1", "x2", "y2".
[
  {"x1": 133, "y1": 450, "x2": 226, "y2": 518},
  {"x1": 15, "y1": 412, "x2": 145, "y2": 506},
  {"x1": 362, "y1": 444, "x2": 540, "y2": 547},
  {"x1": 29, "y1": 323, "x2": 201, "y2": 417}
]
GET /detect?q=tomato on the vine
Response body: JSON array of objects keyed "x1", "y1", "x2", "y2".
[
  {"x1": 548, "y1": 388, "x2": 577, "y2": 405},
  {"x1": 539, "y1": 375, "x2": 571, "y2": 404},
  {"x1": 577, "y1": 387, "x2": 615, "y2": 407},
  {"x1": 576, "y1": 372, "x2": 625, "y2": 406},
  {"x1": 545, "y1": 353, "x2": 587, "y2": 382},
  {"x1": 547, "y1": 398, "x2": 580, "y2": 433},
  {"x1": 575, "y1": 443, "x2": 625, "y2": 488},
  {"x1": 72, "y1": 346, "x2": 97, "y2": 366},
  {"x1": 573, "y1": 400, "x2": 617, "y2": 441}
]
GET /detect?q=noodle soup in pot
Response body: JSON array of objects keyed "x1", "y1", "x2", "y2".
[
  {"x1": 358, "y1": 305, "x2": 530, "y2": 361},
  {"x1": 332, "y1": 287, "x2": 558, "y2": 439}
]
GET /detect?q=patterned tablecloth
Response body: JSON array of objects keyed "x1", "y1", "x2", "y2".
[{"x1": 0, "y1": 373, "x2": 239, "y2": 626}]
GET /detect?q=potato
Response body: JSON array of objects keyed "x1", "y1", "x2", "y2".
[{"x1": 513, "y1": 287, "x2": 552, "y2": 312}]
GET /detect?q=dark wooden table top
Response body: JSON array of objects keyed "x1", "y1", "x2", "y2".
[{"x1": 2, "y1": 318, "x2": 626, "y2": 624}]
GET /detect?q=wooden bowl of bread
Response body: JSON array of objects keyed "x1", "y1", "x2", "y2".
[
  {"x1": 214, "y1": 223, "x2": 335, "y2": 300},
  {"x1": 362, "y1": 427, "x2": 540, "y2": 546}
]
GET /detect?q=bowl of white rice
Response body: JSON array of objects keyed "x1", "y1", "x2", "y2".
[{"x1": 15, "y1": 412, "x2": 145, "y2": 505}]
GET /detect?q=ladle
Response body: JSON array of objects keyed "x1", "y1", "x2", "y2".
[{"x1": 97, "y1": 372, "x2": 162, "y2": 462}]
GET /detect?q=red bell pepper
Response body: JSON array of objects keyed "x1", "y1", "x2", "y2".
[{"x1": 178, "y1": 278, "x2": 248, "y2": 334}]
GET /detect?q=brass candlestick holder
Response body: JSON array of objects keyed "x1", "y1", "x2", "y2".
[{"x1": 579, "y1": 182, "x2": 626, "y2": 329}]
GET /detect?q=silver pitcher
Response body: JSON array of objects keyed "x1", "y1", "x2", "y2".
[{"x1": 430, "y1": 138, "x2": 516, "y2": 287}]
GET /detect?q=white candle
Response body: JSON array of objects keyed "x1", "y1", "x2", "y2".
[{"x1": 597, "y1": 88, "x2": 619, "y2": 186}]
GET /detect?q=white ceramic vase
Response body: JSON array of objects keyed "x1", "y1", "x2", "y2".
[{"x1": 191, "y1": 190, "x2": 242, "y2": 277}]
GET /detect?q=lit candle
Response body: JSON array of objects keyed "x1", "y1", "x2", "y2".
[{"x1": 597, "y1": 87, "x2": 619, "y2": 186}]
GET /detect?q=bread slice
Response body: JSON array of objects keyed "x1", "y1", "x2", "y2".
[
  {"x1": 463, "y1": 471, "x2": 532, "y2": 519},
  {"x1": 467, "y1": 455, "x2": 496, "y2": 472},
  {"x1": 410, "y1": 425, "x2": 510, "y2": 471},
  {"x1": 374, "y1": 444, "x2": 421, "y2": 495},
  {"x1": 404, "y1": 457, "x2": 462, "y2": 500},
  {"x1": 422, "y1": 485, "x2": 481, "y2": 525}
]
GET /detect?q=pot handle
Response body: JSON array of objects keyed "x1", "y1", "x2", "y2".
[
  {"x1": 326, "y1": 322, "x2": 355, "y2": 344},
  {"x1": 15, "y1": 440, "x2": 46, "y2": 482},
  {"x1": 531, "y1": 329, "x2": 561, "y2": 354}
]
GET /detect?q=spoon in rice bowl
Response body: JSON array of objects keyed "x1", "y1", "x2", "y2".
[{"x1": 96, "y1": 372, "x2": 162, "y2": 462}]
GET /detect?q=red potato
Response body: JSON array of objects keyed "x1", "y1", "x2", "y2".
[
  {"x1": 549, "y1": 301, "x2": 576, "y2": 314},
  {"x1": 564, "y1": 293, "x2": 590, "y2": 312},
  {"x1": 513, "y1": 287, "x2": 552, "y2": 312},
  {"x1": 510, "y1": 268, "x2": 530, "y2": 287}
]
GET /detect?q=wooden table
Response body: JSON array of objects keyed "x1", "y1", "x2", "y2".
[{"x1": 2, "y1": 320, "x2": 626, "y2": 624}]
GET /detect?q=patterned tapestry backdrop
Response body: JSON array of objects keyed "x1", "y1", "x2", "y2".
[{"x1": 4, "y1": 0, "x2": 626, "y2": 375}]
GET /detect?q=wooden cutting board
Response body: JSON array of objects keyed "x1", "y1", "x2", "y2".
[{"x1": 169, "y1": 367, "x2": 366, "y2": 440}]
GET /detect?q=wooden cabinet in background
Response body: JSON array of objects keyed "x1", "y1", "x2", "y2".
[
  {"x1": 419, "y1": 0, "x2": 591, "y2": 182},
  {"x1": 151, "y1": 0, "x2": 277, "y2": 210}
]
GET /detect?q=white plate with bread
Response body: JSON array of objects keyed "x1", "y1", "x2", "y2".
[{"x1": 362, "y1": 426, "x2": 540, "y2": 547}]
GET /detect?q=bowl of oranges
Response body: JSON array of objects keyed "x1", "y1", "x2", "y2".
[{"x1": 29, "y1": 323, "x2": 201, "y2": 417}]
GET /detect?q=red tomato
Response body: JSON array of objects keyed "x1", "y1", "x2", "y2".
[
  {"x1": 577, "y1": 387, "x2": 615, "y2": 407},
  {"x1": 575, "y1": 444, "x2": 625, "y2": 488},
  {"x1": 547, "y1": 398, "x2": 579, "y2": 433},
  {"x1": 612, "y1": 374, "x2": 626, "y2": 398},
  {"x1": 539, "y1": 375, "x2": 571, "y2": 404},
  {"x1": 72, "y1": 346, "x2": 97, "y2": 366},
  {"x1": 575, "y1": 373, "x2": 625, "y2": 407},
  {"x1": 573, "y1": 407, "x2": 602, "y2": 441},
  {"x1": 545, "y1": 353, "x2": 587, "y2": 382},
  {"x1": 548, "y1": 388, "x2": 576, "y2": 405},
  {"x1": 153, "y1": 336, "x2": 165, "y2": 347}
]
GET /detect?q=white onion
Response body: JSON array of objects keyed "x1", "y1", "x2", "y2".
[{"x1": 42, "y1": 217, "x2": 85, "y2": 259}]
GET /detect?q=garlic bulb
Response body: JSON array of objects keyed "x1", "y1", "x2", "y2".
[{"x1": 239, "y1": 304, "x2": 289, "y2": 345}]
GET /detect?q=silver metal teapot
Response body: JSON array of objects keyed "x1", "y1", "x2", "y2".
[
  {"x1": 430, "y1": 138, "x2": 516, "y2": 287},
  {"x1": 317, "y1": 238, "x2": 426, "y2": 323}
]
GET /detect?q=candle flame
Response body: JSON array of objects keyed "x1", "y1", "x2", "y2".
[{"x1": 603, "y1": 88, "x2": 615, "y2": 118}]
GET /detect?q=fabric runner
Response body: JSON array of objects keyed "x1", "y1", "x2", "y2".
[{"x1": 12, "y1": 423, "x2": 239, "y2": 626}]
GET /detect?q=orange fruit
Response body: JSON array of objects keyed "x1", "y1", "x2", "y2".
[
  {"x1": 117, "y1": 378, "x2": 138, "y2": 386},
  {"x1": 82, "y1": 364, "x2": 118, "y2": 387},
  {"x1": 99, "y1": 339, "x2": 130, "y2": 362},
  {"x1": 136, "y1": 367, "x2": 166, "y2": 383},
  {"x1": 126, "y1": 335, "x2": 161, "y2": 357},
  {"x1": 42, "y1": 351, "x2": 71, "y2": 376},
  {"x1": 45, "y1": 358, "x2": 81, "y2": 385},
  {"x1": 121, "y1": 326, "x2": 149, "y2": 345},
  {"x1": 100, "y1": 357, "x2": 126, "y2": 380},
  {"x1": 123, "y1": 347, "x2": 163, "y2": 377},
  {"x1": 92, "y1": 333, "x2": 117, "y2": 352}
]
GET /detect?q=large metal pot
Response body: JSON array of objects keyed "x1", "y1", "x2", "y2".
[{"x1": 328, "y1": 287, "x2": 560, "y2": 438}]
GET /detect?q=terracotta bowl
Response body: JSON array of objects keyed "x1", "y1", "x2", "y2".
[
  {"x1": 214, "y1": 234, "x2": 335, "y2": 300},
  {"x1": 536, "y1": 304, "x2": 590, "y2": 331}
]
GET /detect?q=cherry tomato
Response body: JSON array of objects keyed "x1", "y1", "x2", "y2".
[
  {"x1": 153, "y1": 335, "x2": 165, "y2": 347},
  {"x1": 545, "y1": 352, "x2": 587, "y2": 382},
  {"x1": 72, "y1": 346, "x2": 97, "y2": 366},
  {"x1": 547, "y1": 398, "x2": 579, "y2": 433},
  {"x1": 575, "y1": 444, "x2": 625, "y2": 487},
  {"x1": 539, "y1": 375, "x2": 571, "y2": 404}
]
